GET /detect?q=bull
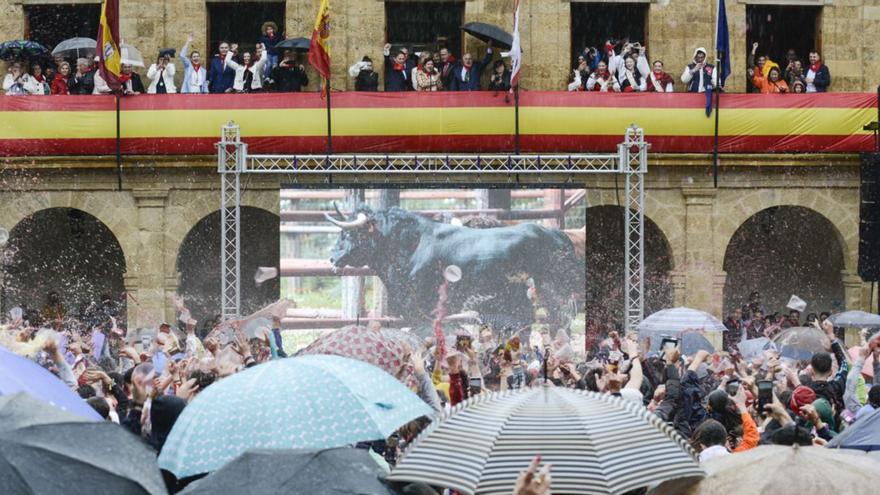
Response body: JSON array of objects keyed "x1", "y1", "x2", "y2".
[{"x1": 325, "y1": 204, "x2": 583, "y2": 329}]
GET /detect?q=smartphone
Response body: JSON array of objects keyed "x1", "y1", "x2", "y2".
[
  {"x1": 757, "y1": 380, "x2": 773, "y2": 414},
  {"x1": 468, "y1": 376, "x2": 482, "y2": 395},
  {"x1": 660, "y1": 337, "x2": 678, "y2": 355},
  {"x1": 725, "y1": 379, "x2": 741, "y2": 397}
]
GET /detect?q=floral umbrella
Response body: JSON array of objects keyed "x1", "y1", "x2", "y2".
[{"x1": 298, "y1": 325, "x2": 409, "y2": 378}]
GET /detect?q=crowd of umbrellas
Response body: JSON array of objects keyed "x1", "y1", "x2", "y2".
[
  {"x1": 2, "y1": 300, "x2": 880, "y2": 494},
  {"x1": 0, "y1": 37, "x2": 147, "y2": 67}
]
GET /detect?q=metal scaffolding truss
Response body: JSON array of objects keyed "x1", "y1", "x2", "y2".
[{"x1": 217, "y1": 122, "x2": 649, "y2": 332}]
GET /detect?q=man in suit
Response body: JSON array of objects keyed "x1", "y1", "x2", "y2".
[
  {"x1": 449, "y1": 44, "x2": 493, "y2": 91},
  {"x1": 383, "y1": 43, "x2": 410, "y2": 92},
  {"x1": 208, "y1": 41, "x2": 236, "y2": 93}
]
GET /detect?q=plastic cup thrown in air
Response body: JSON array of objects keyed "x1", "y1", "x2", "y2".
[{"x1": 444, "y1": 265, "x2": 462, "y2": 283}]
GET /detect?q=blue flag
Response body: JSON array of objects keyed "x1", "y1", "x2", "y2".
[{"x1": 716, "y1": 0, "x2": 731, "y2": 88}]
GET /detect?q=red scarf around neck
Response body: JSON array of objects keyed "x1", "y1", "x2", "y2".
[{"x1": 809, "y1": 61, "x2": 821, "y2": 73}]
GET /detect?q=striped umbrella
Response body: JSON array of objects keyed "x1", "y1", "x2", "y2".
[
  {"x1": 388, "y1": 387, "x2": 704, "y2": 495},
  {"x1": 637, "y1": 307, "x2": 727, "y2": 337}
]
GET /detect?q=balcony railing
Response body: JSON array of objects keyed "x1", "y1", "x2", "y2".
[{"x1": 0, "y1": 92, "x2": 876, "y2": 157}]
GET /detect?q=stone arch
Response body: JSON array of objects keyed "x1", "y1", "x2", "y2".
[
  {"x1": 584, "y1": 205, "x2": 675, "y2": 327},
  {"x1": 722, "y1": 206, "x2": 846, "y2": 316},
  {"x1": 175, "y1": 207, "x2": 280, "y2": 325},
  {"x1": 2, "y1": 207, "x2": 127, "y2": 322}
]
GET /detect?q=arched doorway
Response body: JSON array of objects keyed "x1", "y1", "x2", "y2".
[
  {"x1": 176, "y1": 207, "x2": 280, "y2": 326},
  {"x1": 722, "y1": 206, "x2": 845, "y2": 317},
  {"x1": 585, "y1": 205, "x2": 673, "y2": 329},
  {"x1": 2, "y1": 208, "x2": 126, "y2": 324}
]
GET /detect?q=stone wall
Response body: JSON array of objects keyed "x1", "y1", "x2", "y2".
[{"x1": 1, "y1": 0, "x2": 877, "y2": 92}]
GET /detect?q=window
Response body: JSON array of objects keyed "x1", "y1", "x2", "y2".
[
  {"x1": 385, "y1": 1, "x2": 465, "y2": 57},
  {"x1": 746, "y1": 4, "x2": 821, "y2": 81},
  {"x1": 25, "y1": 4, "x2": 101, "y2": 50},
  {"x1": 207, "y1": 1, "x2": 286, "y2": 56},
  {"x1": 570, "y1": 2, "x2": 648, "y2": 67}
]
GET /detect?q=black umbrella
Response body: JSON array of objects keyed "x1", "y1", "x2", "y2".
[
  {"x1": 181, "y1": 447, "x2": 396, "y2": 494},
  {"x1": 0, "y1": 40, "x2": 48, "y2": 61},
  {"x1": 0, "y1": 393, "x2": 167, "y2": 495},
  {"x1": 461, "y1": 22, "x2": 513, "y2": 50},
  {"x1": 275, "y1": 37, "x2": 311, "y2": 53}
]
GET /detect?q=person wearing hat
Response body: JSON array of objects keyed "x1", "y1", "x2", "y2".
[
  {"x1": 349, "y1": 56, "x2": 378, "y2": 91},
  {"x1": 258, "y1": 20, "x2": 283, "y2": 78},
  {"x1": 147, "y1": 50, "x2": 177, "y2": 94},
  {"x1": 681, "y1": 46, "x2": 716, "y2": 93}
]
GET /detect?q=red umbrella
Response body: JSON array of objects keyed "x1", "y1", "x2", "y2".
[{"x1": 298, "y1": 325, "x2": 408, "y2": 378}]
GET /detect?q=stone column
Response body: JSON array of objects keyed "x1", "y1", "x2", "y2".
[
  {"x1": 127, "y1": 188, "x2": 170, "y2": 330},
  {"x1": 841, "y1": 270, "x2": 865, "y2": 311},
  {"x1": 670, "y1": 270, "x2": 687, "y2": 308},
  {"x1": 681, "y1": 185, "x2": 723, "y2": 317}
]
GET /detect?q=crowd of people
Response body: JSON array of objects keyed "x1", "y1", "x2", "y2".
[
  {"x1": 3, "y1": 20, "x2": 833, "y2": 96},
  {"x1": 2, "y1": 282, "x2": 878, "y2": 493}
]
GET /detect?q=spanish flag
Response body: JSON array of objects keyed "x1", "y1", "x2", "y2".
[
  {"x1": 96, "y1": 0, "x2": 122, "y2": 93},
  {"x1": 308, "y1": 0, "x2": 331, "y2": 93}
]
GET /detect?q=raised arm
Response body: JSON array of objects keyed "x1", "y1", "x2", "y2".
[{"x1": 179, "y1": 33, "x2": 193, "y2": 68}]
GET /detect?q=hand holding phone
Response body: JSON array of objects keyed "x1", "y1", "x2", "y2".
[{"x1": 757, "y1": 379, "x2": 773, "y2": 415}]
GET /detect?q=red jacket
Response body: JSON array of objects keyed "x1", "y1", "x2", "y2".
[{"x1": 51, "y1": 75, "x2": 69, "y2": 95}]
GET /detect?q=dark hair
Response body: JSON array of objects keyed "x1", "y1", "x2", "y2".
[
  {"x1": 86, "y1": 396, "x2": 110, "y2": 419},
  {"x1": 693, "y1": 419, "x2": 727, "y2": 448},
  {"x1": 811, "y1": 352, "x2": 832, "y2": 374},
  {"x1": 869, "y1": 385, "x2": 880, "y2": 408},
  {"x1": 770, "y1": 423, "x2": 813, "y2": 446},
  {"x1": 77, "y1": 384, "x2": 96, "y2": 399},
  {"x1": 652, "y1": 59, "x2": 663, "y2": 66},
  {"x1": 493, "y1": 60, "x2": 505, "y2": 70},
  {"x1": 362, "y1": 56, "x2": 372, "y2": 63},
  {"x1": 188, "y1": 369, "x2": 216, "y2": 391},
  {"x1": 584, "y1": 367, "x2": 605, "y2": 392}
]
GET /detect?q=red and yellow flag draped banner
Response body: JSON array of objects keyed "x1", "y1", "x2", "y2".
[
  {"x1": 308, "y1": 0, "x2": 331, "y2": 96},
  {"x1": 96, "y1": 0, "x2": 122, "y2": 93},
  {"x1": 0, "y1": 92, "x2": 875, "y2": 157}
]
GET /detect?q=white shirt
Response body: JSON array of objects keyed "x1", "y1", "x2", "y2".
[
  {"x1": 699, "y1": 445, "x2": 730, "y2": 462},
  {"x1": 805, "y1": 68, "x2": 818, "y2": 93}
]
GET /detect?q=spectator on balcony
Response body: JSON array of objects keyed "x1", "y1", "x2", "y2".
[
  {"x1": 226, "y1": 43, "x2": 269, "y2": 93},
  {"x1": 411, "y1": 52, "x2": 431, "y2": 91},
  {"x1": 29, "y1": 62, "x2": 50, "y2": 95},
  {"x1": 609, "y1": 42, "x2": 649, "y2": 81},
  {"x1": 208, "y1": 41, "x2": 236, "y2": 93},
  {"x1": 567, "y1": 55, "x2": 589, "y2": 91},
  {"x1": 180, "y1": 34, "x2": 208, "y2": 94},
  {"x1": 586, "y1": 60, "x2": 620, "y2": 92},
  {"x1": 383, "y1": 43, "x2": 410, "y2": 92},
  {"x1": 416, "y1": 58, "x2": 442, "y2": 92},
  {"x1": 681, "y1": 47, "x2": 715, "y2": 93},
  {"x1": 272, "y1": 50, "x2": 309, "y2": 92},
  {"x1": 488, "y1": 59, "x2": 511, "y2": 92},
  {"x1": 258, "y1": 21, "x2": 283, "y2": 78},
  {"x1": 120, "y1": 64, "x2": 145, "y2": 95},
  {"x1": 784, "y1": 59, "x2": 805, "y2": 89},
  {"x1": 617, "y1": 55, "x2": 646, "y2": 92},
  {"x1": 147, "y1": 52, "x2": 177, "y2": 94},
  {"x1": 791, "y1": 79, "x2": 806, "y2": 94},
  {"x1": 805, "y1": 51, "x2": 830, "y2": 93},
  {"x1": 349, "y1": 56, "x2": 379, "y2": 91},
  {"x1": 438, "y1": 47, "x2": 457, "y2": 90},
  {"x1": 449, "y1": 44, "x2": 493, "y2": 91},
  {"x1": 92, "y1": 67, "x2": 113, "y2": 95},
  {"x1": 752, "y1": 66, "x2": 788, "y2": 94},
  {"x1": 747, "y1": 42, "x2": 779, "y2": 93},
  {"x1": 3, "y1": 62, "x2": 35, "y2": 95},
  {"x1": 68, "y1": 58, "x2": 95, "y2": 95},
  {"x1": 646, "y1": 60, "x2": 674, "y2": 92},
  {"x1": 51, "y1": 61, "x2": 71, "y2": 95}
]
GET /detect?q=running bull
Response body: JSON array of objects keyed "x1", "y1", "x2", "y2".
[{"x1": 325, "y1": 205, "x2": 583, "y2": 329}]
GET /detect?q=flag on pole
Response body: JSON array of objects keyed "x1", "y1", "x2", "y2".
[
  {"x1": 96, "y1": 0, "x2": 122, "y2": 93},
  {"x1": 308, "y1": 0, "x2": 331, "y2": 96},
  {"x1": 715, "y1": 0, "x2": 731, "y2": 88},
  {"x1": 505, "y1": 0, "x2": 523, "y2": 90}
]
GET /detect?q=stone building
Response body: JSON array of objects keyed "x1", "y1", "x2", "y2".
[{"x1": 0, "y1": 0, "x2": 877, "y2": 332}]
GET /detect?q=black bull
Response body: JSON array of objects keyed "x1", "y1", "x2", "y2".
[{"x1": 326, "y1": 206, "x2": 584, "y2": 329}]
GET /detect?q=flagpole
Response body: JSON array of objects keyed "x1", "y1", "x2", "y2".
[
  {"x1": 116, "y1": 93, "x2": 122, "y2": 191},
  {"x1": 712, "y1": 51, "x2": 721, "y2": 189},
  {"x1": 326, "y1": 77, "x2": 332, "y2": 154},
  {"x1": 514, "y1": 85, "x2": 520, "y2": 154}
]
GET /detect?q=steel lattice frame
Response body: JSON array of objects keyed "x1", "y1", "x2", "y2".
[{"x1": 217, "y1": 122, "x2": 648, "y2": 332}]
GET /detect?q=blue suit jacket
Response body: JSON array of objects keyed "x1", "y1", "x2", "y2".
[
  {"x1": 208, "y1": 56, "x2": 235, "y2": 94},
  {"x1": 449, "y1": 51, "x2": 493, "y2": 91}
]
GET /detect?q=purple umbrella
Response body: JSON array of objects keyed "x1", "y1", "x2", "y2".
[{"x1": 0, "y1": 345, "x2": 100, "y2": 421}]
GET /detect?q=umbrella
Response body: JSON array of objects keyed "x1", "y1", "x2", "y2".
[
  {"x1": 0, "y1": 40, "x2": 48, "y2": 60},
  {"x1": 828, "y1": 310, "x2": 880, "y2": 329},
  {"x1": 120, "y1": 43, "x2": 145, "y2": 67},
  {"x1": 51, "y1": 37, "x2": 96, "y2": 59},
  {"x1": 380, "y1": 327, "x2": 425, "y2": 352},
  {"x1": 0, "y1": 344, "x2": 101, "y2": 420},
  {"x1": 771, "y1": 326, "x2": 828, "y2": 361},
  {"x1": 650, "y1": 444, "x2": 880, "y2": 495},
  {"x1": 181, "y1": 447, "x2": 396, "y2": 494},
  {"x1": 299, "y1": 325, "x2": 409, "y2": 377},
  {"x1": 0, "y1": 393, "x2": 167, "y2": 495},
  {"x1": 679, "y1": 331, "x2": 715, "y2": 356},
  {"x1": 275, "y1": 37, "x2": 311, "y2": 52},
  {"x1": 736, "y1": 337, "x2": 773, "y2": 360},
  {"x1": 158, "y1": 354, "x2": 432, "y2": 479},
  {"x1": 827, "y1": 408, "x2": 880, "y2": 451},
  {"x1": 389, "y1": 387, "x2": 704, "y2": 495},
  {"x1": 461, "y1": 22, "x2": 513, "y2": 50},
  {"x1": 638, "y1": 308, "x2": 727, "y2": 337}
]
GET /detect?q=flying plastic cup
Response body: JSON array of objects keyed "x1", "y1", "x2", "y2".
[{"x1": 444, "y1": 265, "x2": 462, "y2": 283}]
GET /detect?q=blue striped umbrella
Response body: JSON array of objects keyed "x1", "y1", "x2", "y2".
[
  {"x1": 158, "y1": 355, "x2": 432, "y2": 478},
  {"x1": 389, "y1": 386, "x2": 703, "y2": 495}
]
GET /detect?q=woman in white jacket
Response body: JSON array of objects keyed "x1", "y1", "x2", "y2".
[
  {"x1": 147, "y1": 54, "x2": 177, "y2": 94},
  {"x1": 617, "y1": 55, "x2": 647, "y2": 92},
  {"x1": 226, "y1": 43, "x2": 268, "y2": 93}
]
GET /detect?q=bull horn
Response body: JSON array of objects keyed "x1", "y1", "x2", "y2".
[{"x1": 324, "y1": 212, "x2": 369, "y2": 229}]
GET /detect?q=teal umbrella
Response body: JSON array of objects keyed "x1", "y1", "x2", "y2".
[
  {"x1": 0, "y1": 40, "x2": 48, "y2": 60},
  {"x1": 158, "y1": 354, "x2": 432, "y2": 479}
]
